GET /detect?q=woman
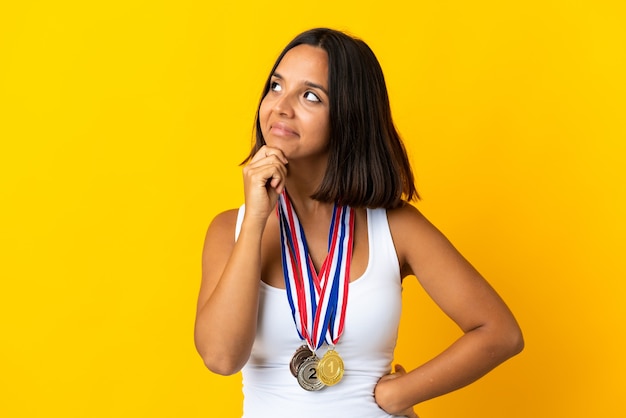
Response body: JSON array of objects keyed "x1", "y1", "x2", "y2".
[{"x1": 194, "y1": 28, "x2": 523, "y2": 418}]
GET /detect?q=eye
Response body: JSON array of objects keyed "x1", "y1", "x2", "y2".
[
  {"x1": 303, "y1": 91, "x2": 321, "y2": 103},
  {"x1": 270, "y1": 81, "x2": 282, "y2": 92}
]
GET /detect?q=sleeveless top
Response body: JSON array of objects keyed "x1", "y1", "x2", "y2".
[{"x1": 235, "y1": 205, "x2": 405, "y2": 418}]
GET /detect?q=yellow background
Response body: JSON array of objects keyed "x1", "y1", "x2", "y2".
[{"x1": 1, "y1": 1, "x2": 624, "y2": 417}]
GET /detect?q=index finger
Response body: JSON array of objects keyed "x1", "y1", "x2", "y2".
[{"x1": 249, "y1": 145, "x2": 288, "y2": 164}]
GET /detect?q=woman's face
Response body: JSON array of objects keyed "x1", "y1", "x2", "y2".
[{"x1": 259, "y1": 44, "x2": 330, "y2": 162}]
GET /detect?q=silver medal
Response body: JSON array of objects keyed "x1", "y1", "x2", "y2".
[{"x1": 296, "y1": 356, "x2": 325, "y2": 391}]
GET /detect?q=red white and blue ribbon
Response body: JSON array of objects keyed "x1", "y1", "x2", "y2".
[{"x1": 277, "y1": 190, "x2": 355, "y2": 351}]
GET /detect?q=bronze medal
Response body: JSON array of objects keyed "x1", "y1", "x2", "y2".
[
  {"x1": 290, "y1": 345, "x2": 314, "y2": 377},
  {"x1": 317, "y1": 349, "x2": 344, "y2": 386},
  {"x1": 296, "y1": 356, "x2": 325, "y2": 391}
]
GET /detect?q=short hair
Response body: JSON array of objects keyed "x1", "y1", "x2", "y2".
[{"x1": 244, "y1": 28, "x2": 418, "y2": 209}]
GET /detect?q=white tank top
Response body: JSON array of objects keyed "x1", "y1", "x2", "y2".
[{"x1": 235, "y1": 206, "x2": 404, "y2": 418}]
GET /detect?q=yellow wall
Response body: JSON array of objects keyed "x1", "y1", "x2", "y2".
[{"x1": 1, "y1": 1, "x2": 624, "y2": 417}]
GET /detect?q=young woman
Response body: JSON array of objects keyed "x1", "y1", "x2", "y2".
[{"x1": 194, "y1": 28, "x2": 523, "y2": 418}]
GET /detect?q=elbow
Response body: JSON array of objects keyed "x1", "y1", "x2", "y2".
[
  {"x1": 202, "y1": 356, "x2": 243, "y2": 376},
  {"x1": 196, "y1": 345, "x2": 247, "y2": 376},
  {"x1": 478, "y1": 319, "x2": 524, "y2": 364},
  {"x1": 195, "y1": 338, "x2": 248, "y2": 376},
  {"x1": 497, "y1": 322, "x2": 525, "y2": 360},
  {"x1": 509, "y1": 326, "x2": 525, "y2": 357}
]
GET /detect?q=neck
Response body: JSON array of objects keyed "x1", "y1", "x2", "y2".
[{"x1": 283, "y1": 158, "x2": 330, "y2": 214}]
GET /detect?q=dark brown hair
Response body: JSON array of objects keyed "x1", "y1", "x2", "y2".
[{"x1": 244, "y1": 28, "x2": 418, "y2": 208}]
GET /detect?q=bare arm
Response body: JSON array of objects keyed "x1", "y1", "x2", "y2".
[
  {"x1": 194, "y1": 146, "x2": 288, "y2": 375},
  {"x1": 375, "y1": 204, "x2": 524, "y2": 414}
]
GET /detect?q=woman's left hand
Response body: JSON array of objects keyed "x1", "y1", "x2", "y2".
[{"x1": 375, "y1": 364, "x2": 419, "y2": 418}]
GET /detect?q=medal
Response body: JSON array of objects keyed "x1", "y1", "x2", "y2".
[
  {"x1": 290, "y1": 345, "x2": 314, "y2": 377},
  {"x1": 317, "y1": 349, "x2": 344, "y2": 386},
  {"x1": 296, "y1": 356, "x2": 325, "y2": 391},
  {"x1": 277, "y1": 190, "x2": 355, "y2": 389}
]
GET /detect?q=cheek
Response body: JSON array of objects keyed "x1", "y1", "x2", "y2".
[{"x1": 316, "y1": 114, "x2": 331, "y2": 142}]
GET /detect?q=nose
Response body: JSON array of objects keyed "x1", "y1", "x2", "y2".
[{"x1": 273, "y1": 92, "x2": 295, "y2": 118}]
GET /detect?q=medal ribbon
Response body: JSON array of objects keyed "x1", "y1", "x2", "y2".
[{"x1": 277, "y1": 190, "x2": 354, "y2": 351}]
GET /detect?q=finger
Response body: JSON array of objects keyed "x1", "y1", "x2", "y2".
[
  {"x1": 394, "y1": 364, "x2": 407, "y2": 375},
  {"x1": 268, "y1": 171, "x2": 287, "y2": 194},
  {"x1": 248, "y1": 146, "x2": 269, "y2": 164},
  {"x1": 263, "y1": 146, "x2": 288, "y2": 164},
  {"x1": 250, "y1": 145, "x2": 288, "y2": 164},
  {"x1": 247, "y1": 153, "x2": 288, "y2": 170},
  {"x1": 259, "y1": 168, "x2": 287, "y2": 190},
  {"x1": 245, "y1": 148, "x2": 288, "y2": 175},
  {"x1": 246, "y1": 161, "x2": 288, "y2": 190}
]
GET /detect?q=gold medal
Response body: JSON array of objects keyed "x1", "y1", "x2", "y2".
[
  {"x1": 290, "y1": 345, "x2": 313, "y2": 377},
  {"x1": 317, "y1": 349, "x2": 344, "y2": 386}
]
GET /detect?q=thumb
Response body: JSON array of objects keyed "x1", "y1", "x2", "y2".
[{"x1": 394, "y1": 364, "x2": 407, "y2": 375}]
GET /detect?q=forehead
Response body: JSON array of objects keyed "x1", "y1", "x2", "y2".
[{"x1": 275, "y1": 44, "x2": 329, "y2": 87}]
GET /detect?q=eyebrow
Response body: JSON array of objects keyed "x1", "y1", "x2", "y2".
[{"x1": 273, "y1": 72, "x2": 329, "y2": 96}]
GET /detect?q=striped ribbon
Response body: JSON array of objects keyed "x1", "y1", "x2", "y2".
[{"x1": 277, "y1": 190, "x2": 355, "y2": 351}]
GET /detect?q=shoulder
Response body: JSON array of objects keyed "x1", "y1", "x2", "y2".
[
  {"x1": 386, "y1": 201, "x2": 431, "y2": 233},
  {"x1": 205, "y1": 208, "x2": 241, "y2": 244},
  {"x1": 385, "y1": 202, "x2": 449, "y2": 276}
]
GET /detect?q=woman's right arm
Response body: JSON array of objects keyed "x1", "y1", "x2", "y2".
[
  {"x1": 194, "y1": 146, "x2": 288, "y2": 375},
  {"x1": 193, "y1": 208, "x2": 266, "y2": 375}
]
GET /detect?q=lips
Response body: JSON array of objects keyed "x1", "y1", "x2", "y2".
[{"x1": 270, "y1": 122, "x2": 299, "y2": 137}]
